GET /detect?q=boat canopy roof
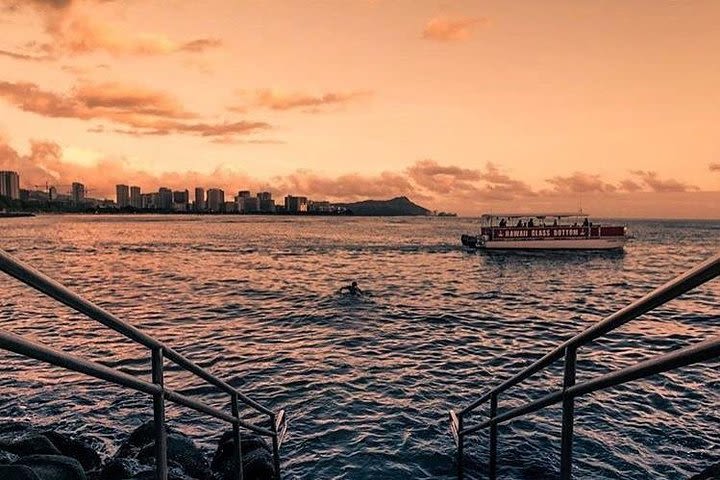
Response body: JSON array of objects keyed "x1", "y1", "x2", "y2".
[{"x1": 481, "y1": 212, "x2": 589, "y2": 219}]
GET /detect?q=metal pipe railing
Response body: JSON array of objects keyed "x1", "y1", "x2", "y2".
[
  {"x1": 0, "y1": 249, "x2": 273, "y2": 416},
  {"x1": 450, "y1": 251, "x2": 720, "y2": 479},
  {"x1": 0, "y1": 249, "x2": 287, "y2": 480},
  {"x1": 459, "y1": 335, "x2": 720, "y2": 437},
  {"x1": 0, "y1": 329, "x2": 274, "y2": 436},
  {"x1": 460, "y1": 252, "x2": 720, "y2": 417}
]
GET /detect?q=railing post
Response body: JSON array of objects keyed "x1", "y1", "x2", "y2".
[
  {"x1": 489, "y1": 394, "x2": 498, "y2": 480},
  {"x1": 231, "y1": 392, "x2": 244, "y2": 480},
  {"x1": 271, "y1": 413, "x2": 281, "y2": 480},
  {"x1": 457, "y1": 414, "x2": 464, "y2": 480},
  {"x1": 560, "y1": 345, "x2": 577, "y2": 480},
  {"x1": 152, "y1": 347, "x2": 168, "y2": 480}
]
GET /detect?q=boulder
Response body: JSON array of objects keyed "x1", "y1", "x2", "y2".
[
  {"x1": 0, "y1": 464, "x2": 41, "y2": 480},
  {"x1": 210, "y1": 431, "x2": 274, "y2": 480},
  {"x1": 0, "y1": 448, "x2": 19, "y2": 465},
  {"x1": 39, "y1": 431, "x2": 102, "y2": 472},
  {"x1": 98, "y1": 457, "x2": 146, "y2": 480},
  {"x1": 112, "y1": 421, "x2": 210, "y2": 480},
  {"x1": 14, "y1": 454, "x2": 86, "y2": 480},
  {"x1": 0, "y1": 434, "x2": 62, "y2": 457}
]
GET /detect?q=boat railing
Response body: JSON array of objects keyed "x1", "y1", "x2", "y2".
[
  {"x1": 449, "y1": 251, "x2": 720, "y2": 479},
  {"x1": 0, "y1": 248, "x2": 288, "y2": 480}
]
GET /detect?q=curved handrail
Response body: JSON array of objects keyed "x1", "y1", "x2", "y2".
[
  {"x1": 0, "y1": 248, "x2": 273, "y2": 416},
  {"x1": 460, "y1": 251, "x2": 720, "y2": 416},
  {"x1": 450, "y1": 251, "x2": 720, "y2": 480},
  {"x1": 0, "y1": 248, "x2": 287, "y2": 479}
]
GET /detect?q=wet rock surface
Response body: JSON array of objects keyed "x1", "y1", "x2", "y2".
[
  {"x1": 211, "y1": 430, "x2": 274, "y2": 480},
  {"x1": 0, "y1": 421, "x2": 275, "y2": 480}
]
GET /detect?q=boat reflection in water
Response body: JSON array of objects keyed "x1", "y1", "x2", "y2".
[{"x1": 461, "y1": 212, "x2": 627, "y2": 251}]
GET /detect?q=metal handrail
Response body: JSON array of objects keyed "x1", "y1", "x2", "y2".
[
  {"x1": 449, "y1": 252, "x2": 720, "y2": 480},
  {"x1": 0, "y1": 249, "x2": 289, "y2": 480}
]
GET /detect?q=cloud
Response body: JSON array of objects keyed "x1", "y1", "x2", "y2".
[
  {"x1": 0, "y1": 80, "x2": 270, "y2": 139},
  {"x1": 710, "y1": 163, "x2": 720, "y2": 172},
  {"x1": 232, "y1": 89, "x2": 371, "y2": 113},
  {"x1": 2, "y1": 138, "x2": 713, "y2": 215},
  {"x1": 3, "y1": 0, "x2": 74, "y2": 9},
  {"x1": 1, "y1": 0, "x2": 221, "y2": 58},
  {"x1": 0, "y1": 138, "x2": 417, "y2": 201},
  {"x1": 421, "y1": 16, "x2": 486, "y2": 42},
  {"x1": 630, "y1": 170, "x2": 698, "y2": 192},
  {"x1": 619, "y1": 179, "x2": 642, "y2": 192},
  {"x1": 46, "y1": 14, "x2": 221, "y2": 56},
  {"x1": 546, "y1": 172, "x2": 617, "y2": 194},
  {"x1": 274, "y1": 170, "x2": 416, "y2": 201},
  {"x1": 0, "y1": 48, "x2": 52, "y2": 61},
  {"x1": 406, "y1": 160, "x2": 534, "y2": 201}
]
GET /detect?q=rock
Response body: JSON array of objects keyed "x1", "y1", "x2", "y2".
[
  {"x1": 14, "y1": 454, "x2": 86, "y2": 480},
  {"x1": 210, "y1": 431, "x2": 274, "y2": 480},
  {"x1": 99, "y1": 457, "x2": 146, "y2": 480},
  {"x1": 112, "y1": 421, "x2": 210, "y2": 480},
  {"x1": 0, "y1": 434, "x2": 62, "y2": 457},
  {"x1": 690, "y1": 463, "x2": 720, "y2": 480},
  {"x1": 39, "y1": 431, "x2": 102, "y2": 472},
  {"x1": 0, "y1": 448, "x2": 19, "y2": 465},
  {"x1": 0, "y1": 464, "x2": 41, "y2": 479},
  {"x1": 99, "y1": 457, "x2": 195, "y2": 480}
]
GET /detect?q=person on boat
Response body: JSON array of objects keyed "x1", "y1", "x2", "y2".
[
  {"x1": 338, "y1": 281, "x2": 363, "y2": 296},
  {"x1": 499, "y1": 218, "x2": 507, "y2": 227},
  {"x1": 528, "y1": 218, "x2": 535, "y2": 227},
  {"x1": 582, "y1": 217, "x2": 589, "y2": 227}
]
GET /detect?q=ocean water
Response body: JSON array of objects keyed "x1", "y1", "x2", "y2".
[{"x1": 0, "y1": 215, "x2": 718, "y2": 480}]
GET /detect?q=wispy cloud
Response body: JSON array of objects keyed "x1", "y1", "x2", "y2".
[
  {"x1": 231, "y1": 89, "x2": 371, "y2": 113},
  {"x1": 421, "y1": 16, "x2": 487, "y2": 42},
  {"x1": 1, "y1": 0, "x2": 221, "y2": 59},
  {"x1": 0, "y1": 80, "x2": 270, "y2": 140},
  {"x1": 546, "y1": 172, "x2": 618, "y2": 194},
  {"x1": 710, "y1": 163, "x2": 720, "y2": 172},
  {"x1": 630, "y1": 170, "x2": 698, "y2": 192}
]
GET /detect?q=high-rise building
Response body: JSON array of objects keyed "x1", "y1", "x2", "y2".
[
  {"x1": 238, "y1": 196, "x2": 258, "y2": 213},
  {"x1": 141, "y1": 193, "x2": 158, "y2": 210},
  {"x1": 284, "y1": 195, "x2": 308, "y2": 213},
  {"x1": 116, "y1": 184, "x2": 130, "y2": 208},
  {"x1": 130, "y1": 186, "x2": 141, "y2": 208},
  {"x1": 173, "y1": 190, "x2": 189, "y2": 204},
  {"x1": 0, "y1": 171, "x2": 20, "y2": 200},
  {"x1": 225, "y1": 201, "x2": 239, "y2": 213},
  {"x1": 194, "y1": 187, "x2": 205, "y2": 211},
  {"x1": 158, "y1": 188, "x2": 173, "y2": 210},
  {"x1": 71, "y1": 182, "x2": 86, "y2": 204},
  {"x1": 257, "y1": 191, "x2": 275, "y2": 213},
  {"x1": 172, "y1": 190, "x2": 189, "y2": 212},
  {"x1": 206, "y1": 188, "x2": 225, "y2": 212},
  {"x1": 48, "y1": 186, "x2": 58, "y2": 201}
]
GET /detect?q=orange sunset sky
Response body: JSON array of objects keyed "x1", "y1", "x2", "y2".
[{"x1": 0, "y1": 0, "x2": 719, "y2": 217}]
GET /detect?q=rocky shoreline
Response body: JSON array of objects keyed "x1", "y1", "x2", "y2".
[{"x1": 0, "y1": 421, "x2": 274, "y2": 480}]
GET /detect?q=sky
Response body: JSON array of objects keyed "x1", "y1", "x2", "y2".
[{"x1": 0, "y1": 0, "x2": 719, "y2": 217}]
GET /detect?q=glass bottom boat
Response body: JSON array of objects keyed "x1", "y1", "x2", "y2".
[{"x1": 461, "y1": 212, "x2": 627, "y2": 251}]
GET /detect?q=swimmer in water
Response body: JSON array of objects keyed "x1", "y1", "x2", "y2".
[{"x1": 338, "y1": 281, "x2": 363, "y2": 296}]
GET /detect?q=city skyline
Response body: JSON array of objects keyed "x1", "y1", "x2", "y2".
[
  {"x1": 1, "y1": 168, "x2": 338, "y2": 214},
  {"x1": 0, "y1": 1, "x2": 719, "y2": 217}
]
